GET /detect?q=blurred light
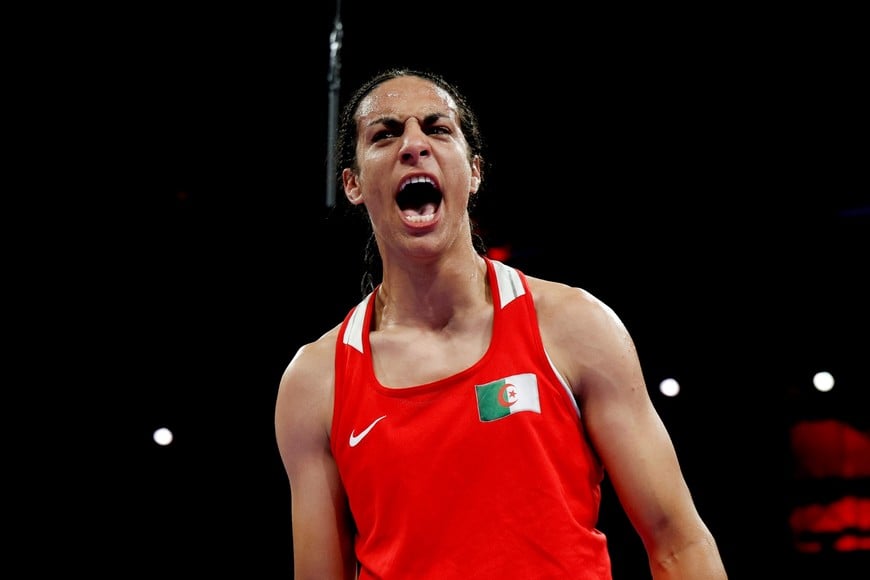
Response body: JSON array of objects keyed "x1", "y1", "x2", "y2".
[
  {"x1": 659, "y1": 377, "x2": 680, "y2": 397},
  {"x1": 813, "y1": 371, "x2": 835, "y2": 392},
  {"x1": 153, "y1": 427, "x2": 174, "y2": 446},
  {"x1": 486, "y1": 246, "x2": 511, "y2": 262}
]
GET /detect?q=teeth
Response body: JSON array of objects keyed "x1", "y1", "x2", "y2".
[
  {"x1": 404, "y1": 214, "x2": 436, "y2": 223},
  {"x1": 400, "y1": 175, "x2": 435, "y2": 190}
]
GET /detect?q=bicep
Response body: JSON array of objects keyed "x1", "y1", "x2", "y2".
[
  {"x1": 288, "y1": 446, "x2": 355, "y2": 580},
  {"x1": 576, "y1": 319, "x2": 703, "y2": 550},
  {"x1": 275, "y1": 347, "x2": 355, "y2": 580},
  {"x1": 540, "y1": 287, "x2": 701, "y2": 545}
]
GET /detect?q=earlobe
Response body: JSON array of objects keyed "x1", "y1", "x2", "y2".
[
  {"x1": 346, "y1": 187, "x2": 363, "y2": 205},
  {"x1": 470, "y1": 157, "x2": 482, "y2": 194},
  {"x1": 343, "y1": 169, "x2": 364, "y2": 205}
]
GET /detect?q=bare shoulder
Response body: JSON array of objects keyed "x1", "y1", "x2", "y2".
[
  {"x1": 274, "y1": 323, "x2": 342, "y2": 445},
  {"x1": 278, "y1": 324, "x2": 341, "y2": 394},
  {"x1": 524, "y1": 275, "x2": 639, "y2": 396},
  {"x1": 524, "y1": 275, "x2": 626, "y2": 335}
]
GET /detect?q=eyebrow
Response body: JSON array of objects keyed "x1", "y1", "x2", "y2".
[{"x1": 365, "y1": 112, "x2": 450, "y2": 129}]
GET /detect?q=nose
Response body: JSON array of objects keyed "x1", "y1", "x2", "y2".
[{"x1": 399, "y1": 121, "x2": 430, "y2": 164}]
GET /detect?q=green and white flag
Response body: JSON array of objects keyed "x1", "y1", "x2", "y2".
[{"x1": 475, "y1": 373, "x2": 541, "y2": 422}]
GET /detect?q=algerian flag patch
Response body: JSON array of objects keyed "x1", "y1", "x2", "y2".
[{"x1": 475, "y1": 373, "x2": 541, "y2": 422}]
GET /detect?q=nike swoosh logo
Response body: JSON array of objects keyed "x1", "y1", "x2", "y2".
[{"x1": 349, "y1": 415, "x2": 387, "y2": 447}]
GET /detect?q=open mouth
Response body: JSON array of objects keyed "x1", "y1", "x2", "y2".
[{"x1": 397, "y1": 176, "x2": 442, "y2": 223}]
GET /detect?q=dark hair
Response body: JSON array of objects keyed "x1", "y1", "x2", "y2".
[{"x1": 334, "y1": 68, "x2": 488, "y2": 296}]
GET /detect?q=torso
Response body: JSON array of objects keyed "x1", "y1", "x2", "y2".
[
  {"x1": 329, "y1": 257, "x2": 610, "y2": 579},
  {"x1": 368, "y1": 306, "x2": 494, "y2": 387}
]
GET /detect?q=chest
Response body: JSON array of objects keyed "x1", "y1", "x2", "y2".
[{"x1": 369, "y1": 324, "x2": 492, "y2": 388}]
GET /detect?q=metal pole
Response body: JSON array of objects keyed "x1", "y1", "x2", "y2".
[{"x1": 325, "y1": 0, "x2": 343, "y2": 207}]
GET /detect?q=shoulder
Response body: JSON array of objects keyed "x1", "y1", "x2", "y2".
[
  {"x1": 525, "y1": 275, "x2": 623, "y2": 331},
  {"x1": 525, "y1": 274, "x2": 639, "y2": 395},
  {"x1": 275, "y1": 324, "x2": 342, "y2": 442},
  {"x1": 277, "y1": 324, "x2": 342, "y2": 400}
]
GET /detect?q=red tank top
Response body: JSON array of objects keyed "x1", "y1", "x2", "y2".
[{"x1": 332, "y1": 258, "x2": 611, "y2": 579}]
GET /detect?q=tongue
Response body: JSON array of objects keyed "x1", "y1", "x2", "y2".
[{"x1": 402, "y1": 202, "x2": 437, "y2": 218}]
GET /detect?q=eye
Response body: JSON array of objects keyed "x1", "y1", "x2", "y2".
[
  {"x1": 425, "y1": 125, "x2": 451, "y2": 136},
  {"x1": 371, "y1": 130, "x2": 396, "y2": 142},
  {"x1": 370, "y1": 120, "x2": 405, "y2": 142}
]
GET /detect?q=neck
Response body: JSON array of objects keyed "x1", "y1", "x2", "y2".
[{"x1": 375, "y1": 251, "x2": 489, "y2": 332}]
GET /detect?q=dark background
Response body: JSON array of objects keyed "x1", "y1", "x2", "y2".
[{"x1": 43, "y1": 2, "x2": 867, "y2": 578}]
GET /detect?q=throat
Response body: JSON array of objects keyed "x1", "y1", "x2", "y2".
[{"x1": 373, "y1": 255, "x2": 492, "y2": 333}]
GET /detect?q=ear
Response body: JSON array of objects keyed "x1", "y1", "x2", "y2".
[
  {"x1": 469, "y1": 155, "x2": 482, "y2": 194},
  {"x1": 343, "y1": 168, "x2": 364, "y2": 205}
]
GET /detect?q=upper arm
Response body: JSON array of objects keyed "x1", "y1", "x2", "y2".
[
  {"x1": 274, "y1": 333, "x2": 356, "y2": 580},
  {"x1": 534, "y1": 281, "x2": 713, "y2": 555}
]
